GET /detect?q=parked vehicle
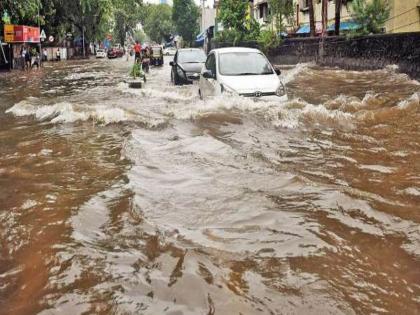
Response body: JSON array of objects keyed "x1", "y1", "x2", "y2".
[
  {"x1": 163, "y1": 47, "x2": 177, "y2": 56},
  {"x1": 150, "y1": 46, "x2": 164, "y2": 66},
  {"x1": 170, "y1": 48, "x2": 206, "y2": 85},
  {"x1": 198, "y1": 47, "x2": 286, "y2": 101},
  {"x1": 107, "y1": 46, "x2": 124, "y2": 59},
  {"x1": 96, "y1": 49, "x2": 106, "y2": 58}
]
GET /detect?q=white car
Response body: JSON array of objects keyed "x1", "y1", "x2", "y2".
[
  {"x1": 96, "y1": 49, "x2": 106, "y2": 58},
  {"x1": 163, "y1": 47, "x2": 177, "y2": 56},
  {"x1": 198, "y1": 47, "x2": 286, "y2": 101}
]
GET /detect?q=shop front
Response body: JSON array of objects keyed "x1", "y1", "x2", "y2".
[{"x1": 3, "y1": 24, "x2": 40, "y2": 69}]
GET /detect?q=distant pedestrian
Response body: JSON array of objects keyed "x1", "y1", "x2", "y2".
[
  {"x1": 56, "y1": 48, "x2": 60, "y2": 61},
  {"x1": 43, "y1": 49, "x2": 48, "y2": 62},
  {"x1": 32, "y1": 53, "x2": 40, "y2": 69},
  {"x1": 21, "y1": 47, "x2": 27, "y2": 70},
  {"x1": 24, "y1": 49, "x2": 31, "y2": 70}
]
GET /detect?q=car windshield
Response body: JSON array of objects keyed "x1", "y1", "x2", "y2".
[
  {"x1": 219, "y1": 52, "x2": 274, "y2": 76},
  {"x1": 178, "y1": 50, "x2": 206, "y2": 63},
  {"x1": 97, "y1": 50, "x2": 104, "y2": 53}
]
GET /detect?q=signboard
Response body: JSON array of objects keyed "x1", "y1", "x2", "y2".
[
  {"x1": 40, "y1": 29, "x2": 46, "y2": 41},
  {"x1": 4, "y1": 24, "x2": 14, "y2": 42},
  {"x1": 3, "y1": 25, "x2": 40, "y2": 43}
]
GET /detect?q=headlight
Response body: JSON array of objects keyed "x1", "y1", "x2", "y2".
[{"x1": 275, "y1": 82, "x2": 286, "y2": 97}]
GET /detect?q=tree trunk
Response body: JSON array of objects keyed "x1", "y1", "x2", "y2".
[
  {"x1": 335, "y1": 0, "x2": 342, "y2": 36},
  {"x1": 321, "y1": 0, "x2": 328, "y2": 36},
  {"x1": 308, "y1": 0, "x2": 315, "y2": 37}
]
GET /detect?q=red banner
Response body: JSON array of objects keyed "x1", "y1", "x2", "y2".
[{"x1": 3, "y1": 25, "x2": 40, "y2": 43}]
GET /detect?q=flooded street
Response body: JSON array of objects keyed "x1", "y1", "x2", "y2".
[{"x1": 0, "y1": 57, "x2": 419, "y2": 315}]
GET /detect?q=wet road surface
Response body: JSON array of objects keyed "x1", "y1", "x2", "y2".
[{"x1": 0, "y1": 57, "x2": 419, "y2": 314}]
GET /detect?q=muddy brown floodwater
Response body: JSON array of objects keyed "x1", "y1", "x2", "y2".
[{"x1": 0, "y1": 57, "x2": 419, "y2": 315}]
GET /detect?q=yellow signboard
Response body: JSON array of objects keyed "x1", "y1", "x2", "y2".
[{"x1": 4, "y1": 24, "x2": 15, "y2": 43}]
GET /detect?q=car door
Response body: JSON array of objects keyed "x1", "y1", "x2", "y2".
[
  {"x1": 172, "y1": 52, "x2": 178, "y2": 80},
  {"x1": 200, "y1": 53, "x2": 217, "y2": 97}
]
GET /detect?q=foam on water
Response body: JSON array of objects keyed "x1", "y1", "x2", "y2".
[
  {"x1": 281, "y1": 62, "x2": 314, "y2": 84},
  {"x1": 6, "y1": 99, "x2": 129, "y2": 124}
]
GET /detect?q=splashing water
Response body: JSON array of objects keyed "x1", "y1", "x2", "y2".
[{"x1": 0, "y1": 57, "x2": 419, "y2": 315}]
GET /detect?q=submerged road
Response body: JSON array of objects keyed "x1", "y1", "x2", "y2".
[{"x1": 0, "y1": 56, "x2": 419, "y2": 314}]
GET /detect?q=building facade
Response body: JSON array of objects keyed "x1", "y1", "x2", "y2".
[
  {"x1": 297, "y1": 0, "x2": 420, "y2": 34},
  {"x1": 386, "y1": 0, "x2": 420, "y2": 33}
]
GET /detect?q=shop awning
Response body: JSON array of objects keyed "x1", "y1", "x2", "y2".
[
  {"x1": 195, "y1": 30, "x2": 206, "y2": 45},
  {"x1": 195, "y1": 27, "x2": 214, "y2": 45},
  {"x1": 296, "y1": 22, "x2": 323, "y2": 34},
  {"x1": 327, "y1": 21, "x2": 361, "y2": 32}
]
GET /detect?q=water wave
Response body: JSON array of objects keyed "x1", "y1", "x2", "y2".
[{"x1": 6, "y1": 100, "x2": 127, "y2": 124}]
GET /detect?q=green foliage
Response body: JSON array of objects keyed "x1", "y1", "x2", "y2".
[
  {"x1": 133, "y1": 29, "x2": 147, "y2": 43},
  {"x1": 0, "y1": 0, "x2": 39, "y2": 25},
  {"x1": 258, "y1": 29, "x2": 280, "y2": 53},
  {"x1": 268, "y1": 0, "x2": 294, "y2": 33},
  {"x1": 351, "y1": 0, "x2": 390, "y2": 35},
  {"x1": 172, "y1": 0, "x2": 199, "y2": 46},
  {"x1": 142, "y1": 4, "x2": 173, "y2": 43},
  {"x1": 216, "y1": 0, "x2": 261, "y2": 43},
  {"x1": 218, "y1": 0, "x2": 248, "y2": 34},
  {"x1": 54, "y1": 0, "x2": 114, "y2": 42},
  {"x1": 112, "y1": 0, "x2": 142, "y2": 46}
]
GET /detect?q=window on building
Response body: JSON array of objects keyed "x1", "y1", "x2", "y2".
[{"x1": 258, "y1": 2, "x2": 269, "y2": 22}]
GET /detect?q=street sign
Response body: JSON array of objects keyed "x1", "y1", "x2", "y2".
[
  {"x1": 4, "y1": 24, "x2": 14, "y2": 42},
  {"x1": 40, "y1": 29, "x2": 46, "y2": 41},
  {"x1": 49, "y1": 35, "x2": 54, "y2": 42}
]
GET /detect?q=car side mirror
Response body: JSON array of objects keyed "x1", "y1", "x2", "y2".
[
  {"x1": 275, "y1": 68, "x2": 281, "y2": 75},
  {"x1": 202, "y1": 70, "x2": 214, "y2": 79},
  {"x1": 169, "y1": 61, "x2": 174, "y2": 67}
]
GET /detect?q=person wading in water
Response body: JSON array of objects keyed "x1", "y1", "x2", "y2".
[{"x1": 134, "y1": 41, "x2": 142, "y2": 63}]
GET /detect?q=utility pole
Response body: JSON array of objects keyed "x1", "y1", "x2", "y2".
[
  {"x1": 308, "y1": 0, "x2": 315, "y2": 37},
  {"x1": 83, "y1": 26, "x2": 85, "y2": 57},
  {"x1": 201, "y1": 0, "x2": 205, "y2": 32},
  {"x1": 334, "y1": 0, "x2": 342, "y2": 36},
  {"x1": 81, "y1": 0, "x2": 85, "y2": 58},
  {"x1": 38, "y1": 0, "x2": 42, "y2": 66}
]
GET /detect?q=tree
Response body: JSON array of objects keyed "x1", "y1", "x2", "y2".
[
  {"x1": 56, "y1": 0, "x2": 114, "y2": 44},
  {"x1": 334, "y1": 0, "x2": 342, "y2": 36},
  {"x1": 308, "y1": 0, "x2": 315, "y2": 37},
  {"x1": 112, "y1": 0, "x2": 143, "y2": 46},
  {"x1": 142, "y1": 4, "x2": 173, "y2": 43},
  {"x1": 351, "y1": 0, "x2": 390, "y2": 35},
  {"x1": 0, "y1": 0, "x2": 39, "y2": 25},
  {"x1": 218, "y1": 0, "x2": 248, "y2": 34},
  {"x1": 172, "y1": 0, "x2": 199, "y2": 46},
  {"x1": 216, "y1": 0, "x2": 260, "y2": 43},
  {"x1": 268, "y1": 0, "x2": 294, "y2": 34}
]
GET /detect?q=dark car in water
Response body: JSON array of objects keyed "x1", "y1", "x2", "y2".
[{"x1": 170, "y1": 48, "x2": 206, "y2": 85}]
